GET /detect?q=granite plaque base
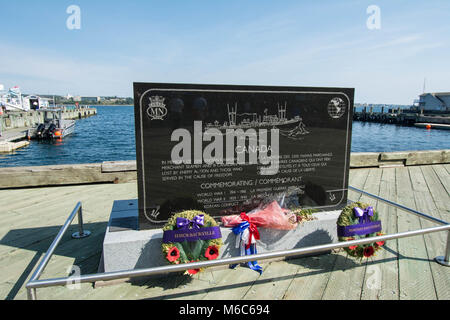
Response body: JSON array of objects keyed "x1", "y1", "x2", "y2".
[{"x1": 100, "y1": 199, "x2": 341, "y2": 274}]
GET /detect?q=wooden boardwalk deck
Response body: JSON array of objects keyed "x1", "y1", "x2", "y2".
[{"x1": 0, "y1": 164, "x2": 448, "y2": 300}]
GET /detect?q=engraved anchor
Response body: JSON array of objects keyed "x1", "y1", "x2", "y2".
[
  {"x1": 150, "y1": 206, "x2": 161, "y2": 218},
  {"x1": 329, "y1": 193, "x2": 336, "y2": 202}
]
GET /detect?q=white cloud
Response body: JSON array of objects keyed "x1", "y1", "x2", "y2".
[{"x1": 0, "y1": 43, "x2": 135, "y2": 96}]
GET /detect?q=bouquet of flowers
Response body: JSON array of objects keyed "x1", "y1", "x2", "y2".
[
  {"x1": 221, "y1": 201, "x2": 297, "y2": 274},
  {"x1": 222, "y1": 201, "x2": 298, "y2": 230}
]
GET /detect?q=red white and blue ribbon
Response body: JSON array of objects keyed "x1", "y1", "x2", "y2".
[{"x1": 229, "y1": 212, "x2": 263, "y2": 274}]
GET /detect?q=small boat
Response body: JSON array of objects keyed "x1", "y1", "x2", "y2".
[
  {"x1": 414, "y1": 122, "x2": 450, "y2": 130},
  {"x1": 27, "y1": 110, "x2": 75, "y2": 140}
]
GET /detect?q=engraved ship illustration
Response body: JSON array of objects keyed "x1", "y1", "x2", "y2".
[{"x1": 205, "y1": 102, "x2": 303, "y2": 131}]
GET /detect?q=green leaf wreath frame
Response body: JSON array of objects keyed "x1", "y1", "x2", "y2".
[
  {"x1": 337, "y1": 201, "x2": 385, "y2": 260},
  {"x1": 161, "y1": 210, "x2": 223, "y2": 275}
]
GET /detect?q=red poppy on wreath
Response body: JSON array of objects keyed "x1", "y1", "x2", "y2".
[
  {"x1": 205, "y1": 245, "x2": 219, "y2": 260},
  {"x1": 375, "y1": 233, "x2": 385, "y2": 247},
  {"x1": 347, "y1": 237, "x2": 358, "y2": 250},
  {"x1": 166, "y1": 246, "x2": 180, "y2": 262},
  {"x1": 363, "y1": 246, "x2": 375, "y2": 258},
  {"x1": 187, "y1": 260, "x2": 200, "y2": 275}
]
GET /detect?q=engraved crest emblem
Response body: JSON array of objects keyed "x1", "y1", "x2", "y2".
[
  {"x1": 146, "y1": 95, "x2": 168, "y2": 120},
  {"x1": 327, "y1": 97, "x2": 346, "y2": 119}
]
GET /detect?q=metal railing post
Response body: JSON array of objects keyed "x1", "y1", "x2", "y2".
[
  {"x1": 27, "y1": 202, "x2": 92, "y2": 300},
  {"x1": 435, "y1": 231, "x2": 450, "y2": 267},
  {"x1": 72, "y1": 204, "x2": 91, "y2": 239},
  {"x1": 27, "y1": 288, "x2": 36, "y2": 301}
]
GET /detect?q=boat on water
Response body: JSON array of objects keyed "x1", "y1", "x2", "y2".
[
  {"x1": 414, "y1": 122, "x2": 450, "y2": 130},
  {"x1": 0, "y1": 85, "x2": 52, "y2": 111},
  {"x1": 27, "y1": 110, "x2": 75, "y2": 140}
]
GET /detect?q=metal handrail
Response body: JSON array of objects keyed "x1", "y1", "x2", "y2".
[
  {"x1": 25, "y1": 187, "x2": 450, "y2": 300},
  {"x1": 348, "y1": 186, "x2": 448, "y2": 225},
  {"x1": 26, "y1": 202, "x2": 90, "y2": 300}
]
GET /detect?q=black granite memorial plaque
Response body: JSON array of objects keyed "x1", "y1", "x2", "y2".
[{"x1": 134, "y1": 83, "x2": 354, "y2": 230}]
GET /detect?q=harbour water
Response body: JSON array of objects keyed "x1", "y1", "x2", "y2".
[{"x1": 0, "y1": 105, "x2": 449, "y2": 168}]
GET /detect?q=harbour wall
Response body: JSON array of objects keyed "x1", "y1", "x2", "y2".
[
  {"x1": 0, "y1": 150, "x2": 448, "y2": 189},
  {"x1": 0, "y1": 107, "x2": 97, "y2": 130},
  {"x1": 353, "y1": 108, "x2": 450, "y2": 125}
]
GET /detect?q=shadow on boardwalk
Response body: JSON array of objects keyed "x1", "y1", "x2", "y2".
[{"x1": 0, "y1": 222, "x2": 107, "y2": 300}]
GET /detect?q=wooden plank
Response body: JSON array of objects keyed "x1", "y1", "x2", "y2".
[
  {"x1": 0, "y1": 183, "x2": 137, "y2": 299},
  {"x1": 421, "y1": 166, "x2": 450, "y2": 213},
  {"x1": 102, "y1": 161, "x2": 136, "y2": 173},
  {"x1": 0, "y1": 184, "x2": 114, "y2": 226},
  {"x1": 350, "y1": 153, "x2": 380, "y2": 168},
  {"x1": 200, "y1": 264, "x2": 267, "y2": 299},
  {"x1": 24, "y1": 254, "x2": 182, "y2": 300},
  {"x1": 405, "y1": 150, "x2": 450, "y2": 166},
  {"x1": 322, "y1": 168, "x2": 382, "y2": 300},
  {"x1": 0, "y1": 183, "x2": 134, "y2": 257},
  {"x1": 358, "y1": 167, "x2": 382, "y2": 206},
  {"x1": 242, "y1": 260, "x2": 299, "y2": 300},
  {"x1": 361, "y1": 167, "x2": 399, "y2": 300},
  {"x1": 409, "y1": 167, "x2": 450, "y2": 300},
  {"x1": 282, "y1": 254, "x2": 338, "y2": 300},
  {"x1": 320, "y1": 252, "x2": 368, "y2": 300},
  {"x1": 431, "y1": 165, "x2": 450, "y2": 199},
  {"x1": 408, "y1": 166, "x2": 429, "y2": 192},
  {"x1": 0, "y1": 221, "x2": 106, "y2": 289},
  {"x1": 76, "y1": 268, "x2": 232, "y2": 300},
  {"x1": 395, "y1": 167, "x2": 437, "y2": 300},
  {"x1": 0, "y1": 164, "x2": 136, "y2": 189},
  {"x1": 412, "y1": 191, "x2": 450, "y2": 300},
  {"x1": 348, "y1": 168, "x2": 370, "y2": 202},
  {"x1": 444, "y1": 163, "x2": 450, "y2": 175},
  {"x1": 0, "y1": 181, "x2": 131, "y2": 213}
]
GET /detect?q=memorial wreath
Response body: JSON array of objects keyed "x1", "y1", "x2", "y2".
[
  {"x1": 337, "y1": 201, "x2": 385, "y2": 260},
  {"x1": 161, "y1": 210, "x2": 222, "y2": 275}
]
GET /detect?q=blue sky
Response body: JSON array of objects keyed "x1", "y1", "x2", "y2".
[{"x1": 0, "y1": 0, "x2": 449, "y2": 104}]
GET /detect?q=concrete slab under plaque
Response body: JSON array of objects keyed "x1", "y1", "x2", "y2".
[{"x1": 101, "y1": 199, "x2": 341, "y2": 273}]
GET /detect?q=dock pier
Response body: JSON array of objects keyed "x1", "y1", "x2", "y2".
[
  {"x1": 0, "y1": 107, "x2": 97, "y2": 131},
  {"x1": 353, "y1": 107, "x2": 450, "y2": 127},
  {"x1": 0, "y1": 128, "x2": 30, "y2": 153},
  {"x1": 0, "y1": 107, "x2": 97, "y2": 153}
]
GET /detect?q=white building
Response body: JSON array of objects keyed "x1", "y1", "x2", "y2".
[
  {"x1": 22, "y1": 95, "x2": 50, "y2": 110},
  {"x1": 418, "y1": 92, "x2": 450, "y2": 111}
]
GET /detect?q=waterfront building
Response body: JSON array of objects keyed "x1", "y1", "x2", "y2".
[
  {"x1": 418, "y1": 92, "x2": 450, "y2": 111},
  {"x1": 81, "y1": 96, "x2": 101, "y2": 103},
  {"x1": 22, "y1": 95, "x2": 50, "y2": 110}
]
